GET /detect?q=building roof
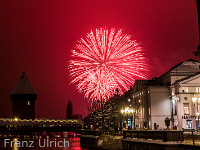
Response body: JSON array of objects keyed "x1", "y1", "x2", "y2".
[
  {"x1": 11, "y1": 72, "x2": 37, "y2": 95},
  {"x1": 133, "y1": 78, "x2": 164, "y2": 92},
  {"x1": 172, "y1": 72, "x2": 200, "y2": 86},
  {"x1": 159, "y1": 59, "x2": 200, "y2": 79},
  {"x1": 133, "y1": 80, "x2": 149, "y2": 90}
]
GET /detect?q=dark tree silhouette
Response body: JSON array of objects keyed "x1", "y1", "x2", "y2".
[{"x1": 66, "y1": 100, "x2": 73, "y2": 119}]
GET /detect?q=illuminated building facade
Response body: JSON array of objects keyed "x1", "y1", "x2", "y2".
[
  {"x1": 132, "y1": 59, "x2": 200, "y2": 130},
  {"x1": 171, "y1": 73, "x2": 200, "y2": 130},
  {"x1": 10, "y1": 72, "x2": 37, "y2": 119},
  {"x1": 132, "y1": 80, "x2": 171, "y2": 130}
]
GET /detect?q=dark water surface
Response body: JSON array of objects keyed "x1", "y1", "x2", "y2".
[{"x1": 0, "y1": 136, "x2": 89, "y2": 150}]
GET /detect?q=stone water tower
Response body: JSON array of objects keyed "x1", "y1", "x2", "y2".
[{"x1": 10, "y1": 72, "x2": 37, "y2": 119}]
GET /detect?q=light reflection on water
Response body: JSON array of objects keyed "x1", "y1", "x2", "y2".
[
  {"x1": 0, "y1": 137, "x2": 88, "y2": 150},
  {"x1": 13, "y1": 138, "x2": 19, "y2": 150}
]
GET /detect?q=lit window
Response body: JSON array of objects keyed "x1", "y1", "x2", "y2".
[
  {"x1": 149, "y1": 108, "x2": 151, "y2": 115},
  {"x1": 28, "y1": 101, "x2": 30, "y2": 106},
  {"x1": 197, "y1": 103, "x2": 200, "y2": 113},
  {"x1": 196, "y1": 87, "x2": 200, "y2": 93},
  {"x1": 183, "y1": 103, "x2": 189, "y2": 115},
  {"x1": 182, "y1": 87, "x2": 188, "y2": 93}
]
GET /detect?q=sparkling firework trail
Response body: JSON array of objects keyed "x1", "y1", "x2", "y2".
[{"x1": 69, "y1": 28, "x2": 147, "y2": 101}]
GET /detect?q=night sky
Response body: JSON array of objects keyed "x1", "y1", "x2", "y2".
[{"x1": 0, "y1": 0, "x2": 199, "y2": 119}]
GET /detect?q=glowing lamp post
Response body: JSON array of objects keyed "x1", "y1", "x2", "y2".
[
  {"x1": 192, "y1": 95, "x2": 200, "y2": 130},
  {"x1": 121, "y1": 107, "x2": 134, "y2": 114},
  {"x1": 121, "y1": 108, "x2": 135, "y2": 130}
]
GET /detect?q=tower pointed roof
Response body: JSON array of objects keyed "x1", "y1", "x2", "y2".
[{"x1": 11, "y1": 72, "x2": 36, "y2": 95}]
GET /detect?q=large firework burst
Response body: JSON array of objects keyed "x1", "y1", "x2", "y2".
[{"x1": 69, "y1": 28, "x2": 147, "y2": 101}]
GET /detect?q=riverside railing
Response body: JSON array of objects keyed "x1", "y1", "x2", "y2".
[
  {"x1": 123, "y1": 130, "x2": 184, "y2": 142},
  {"x1": 81, "y1": 129, "x2": 115, "y2": 136},
  {"x1": 183, "y1": 129, "x2": 200, "y2": 145}
]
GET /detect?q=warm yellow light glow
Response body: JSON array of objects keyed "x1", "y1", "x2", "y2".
[
  {"x1": 14, "y1": 118, "x2": 18, "y2": 121},
  {"x1": 13, "y1": 138, "x2": 19, "y2": 150},
  {"x1": 192, "y1": 97, "x2": 197, "y2": 103},
  {"x1": 197, "y1": 113, "x2": 200, "y2": 116},
  {"x1": 121, "y1": 107, "x2": 135, "y2": 114}
]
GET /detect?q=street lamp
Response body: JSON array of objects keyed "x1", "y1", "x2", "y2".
[
  {"x1": 121, "y1": 107, "x2": 134, "y2": 114},
  {"x1": 192, "y1": 96, "x2": 197, "y2": 103},
  {"x1": 121, "y1": 107, "x2": 135, "y2": 130}
]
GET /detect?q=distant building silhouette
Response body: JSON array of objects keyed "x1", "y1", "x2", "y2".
[
  {"x1": 10, "y1": 72, "x2": 37, "y2": 119},
  {"x1": 66, "y1": 100, "x2": 73, "y2": 119}
]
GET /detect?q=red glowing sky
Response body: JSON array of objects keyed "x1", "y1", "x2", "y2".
[{"x1": 0, "y1": 0, "x2": 199, "y2": 119}]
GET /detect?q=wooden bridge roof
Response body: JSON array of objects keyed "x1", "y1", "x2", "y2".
[{"x1": 0, "y1": 118, "x2": 83, "y2": 125}]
